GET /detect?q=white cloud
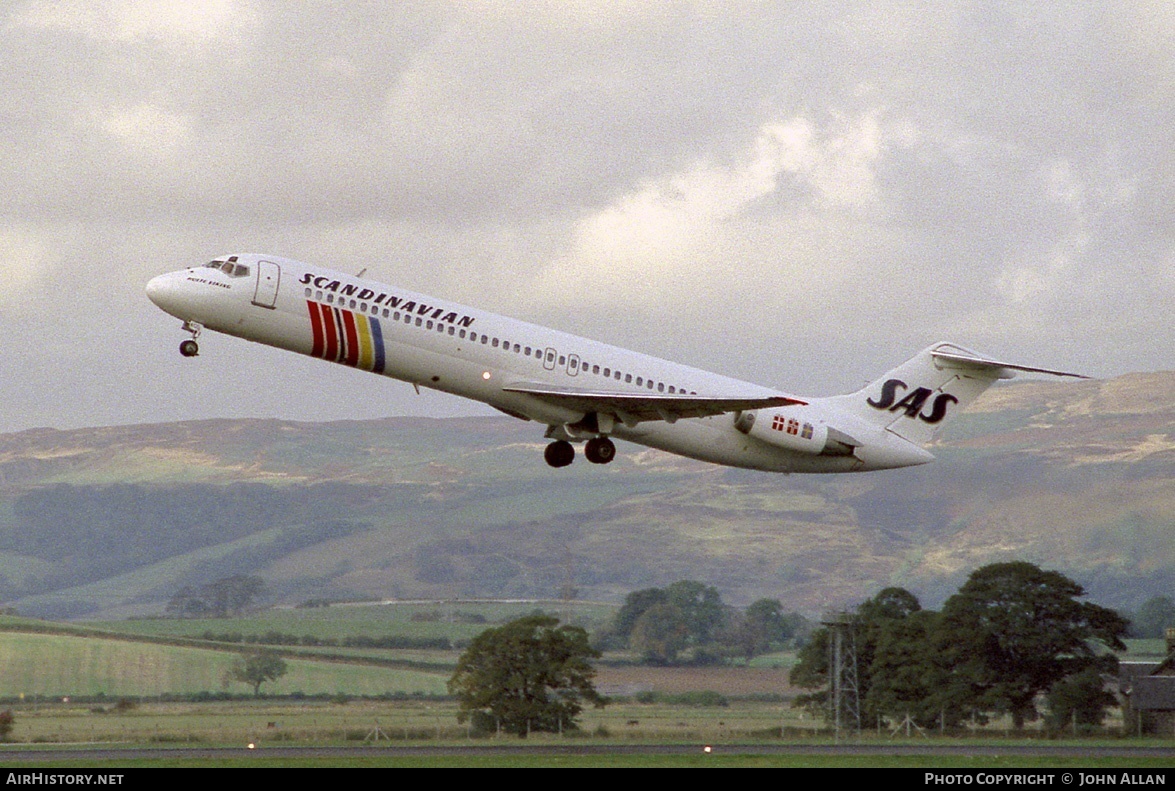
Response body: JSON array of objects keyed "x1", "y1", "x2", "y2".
[
  {"x1": 0, "y1": 226, "x2": 53, "y2": 310},
  {"x1": 11, "y1": 0, "x2": 260, "y2": 46},
  {"x1": 87, "y1": 104, "x2": 192, "y2": 158},
  {"x1": 532, "y1": 111, "x2": 912, "y2": 308}
]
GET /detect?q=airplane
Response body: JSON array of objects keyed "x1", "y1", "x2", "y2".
[{"x1": 146, "y1": 254, "x2": 1086, "y2": 474}]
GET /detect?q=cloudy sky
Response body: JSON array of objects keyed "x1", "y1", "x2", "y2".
[{"x1": 0, "y1": 1, "x2": 1171, "y2": 434}]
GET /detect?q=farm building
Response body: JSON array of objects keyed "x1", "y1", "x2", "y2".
[{"x1": 1120, "y1": 628, "x2": 1175, "y2": 737}]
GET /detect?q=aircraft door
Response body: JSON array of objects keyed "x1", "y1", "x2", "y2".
[
  {"x1": 252, "y1": 260, "x2": 281, "y2": 309},
  {"x1": 567, "y1": 353, "x2": 580, "y2": 377},
  {"x1": 543, "y1": 347, "x2": 557, "y2": 371}
]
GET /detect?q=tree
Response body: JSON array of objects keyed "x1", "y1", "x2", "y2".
[
  {"x1": 865, "y1": 609, "x2": 971, "y2": 730},
  {"x1": 728, "y1": 599, "x2": 804, "y2": 663},
  {"x1": 165, "y1": 586, "x2": 211, "y2": 618},
  {"x1": 789, "y1": 587, "x2": 925, "y2": 724},
  {"x1": 229, "y1": 650, "x2": 288, "y2": 696},
  {"x1": 202, "y1": 575, "x2": 266, "y2": 617},
  {"x1": 629, "y1": 602, "x2": 689, "y2": 664},
  {"x1": 664, "y1": 580, "x2": 726, "y2": 646},
  {"x1": 1045, "y1": 667, "x2": 1117, "y2": 731},
  {"x1": 609, "y1": 587, "x2": 668, "y2": 645},
  {"x1": 449, "y1": 615, "x2": 606, "y2": 736},
  {"x1": 166, "y1": 575, "x2": 266, "y2": 618},
  {"x1": 939, "y1": 561, "x2": 1128, "y2": 730}
]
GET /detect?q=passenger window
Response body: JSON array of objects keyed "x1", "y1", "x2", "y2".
[
  {"x1": 636, "y1": 377, "x2": 643, "y2": 386},
  {"x1": 460, "y1": 330, "x2": 467, "y2": 339},
  {"x1": 316, "y1": 291, "x2": 323, "y2": 300},
  {"x1": 427, "y1": 320, "x2": 434, "y2": 330},
  {"x1": 327, "y1": 294, "x2": 335, "y2": 303},
  {"x1": 493, "y1": 338, "x2": 499, "y2": 348},
  {"x1": 304, "y1": 287, "x2": 312, "y2": 297},
  {"x1": 625, "y1": 374, "x2": 632, "y2": 383},
  {"x1": 592, "y1": 365, "x2": 600, "y2": 375},
  {"x1": 415, "y1": 317, "x2": 422, "y2": 326},
  {"x1": 448, "y1": 326, "x2": 455, "y2": 335},
  {"x1": 657, "y1": 383, "x2": 664, "y2": 392}
]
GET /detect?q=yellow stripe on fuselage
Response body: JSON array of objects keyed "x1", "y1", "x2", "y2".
[{"x1": 355, "y1": 314, "x2": 374, "y2": 371}]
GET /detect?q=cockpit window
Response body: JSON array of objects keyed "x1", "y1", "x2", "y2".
[{"x1": 205, "y1": 260, "x2": 250, "y2": 278}]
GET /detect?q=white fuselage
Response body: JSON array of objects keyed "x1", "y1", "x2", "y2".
[{"x1": 147, "y1": 254, "x2": 936, "y2": 473}]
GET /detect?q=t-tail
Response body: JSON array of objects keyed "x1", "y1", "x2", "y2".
[{"x1": 827, "y1": 342, "x2": 1088, "y2": 447}]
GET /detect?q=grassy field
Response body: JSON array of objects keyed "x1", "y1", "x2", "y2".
[
  {"x1": 0, "y1": 630, "x2": 449, "y2": 699},
  {"x1": 0, "y1": 604, "x2": 1168, "y2": 768},
  {"x1": 0, "y1": 699, "x2": 1172, "y2": 769},
  {"x1": 87, "y1": 600, "x2": 616, "y2": 644}
]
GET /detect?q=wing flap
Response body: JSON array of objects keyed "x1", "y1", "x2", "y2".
[{"x1": 503, "y1": 382, "x2": 805, "y2": 425}]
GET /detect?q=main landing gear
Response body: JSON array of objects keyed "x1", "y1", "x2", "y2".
[
  {"x1": 585, "y1": 436, "x2": 616, "y2": 464},
  {"x1": 178, "y1": 321, "x2": 202, "y2": 357},
  {"x1": 543, "y1": 437, "x2": 616, "y2": 468}
]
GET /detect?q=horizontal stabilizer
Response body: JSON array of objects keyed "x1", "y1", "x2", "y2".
[
  {"x1": 931, "y1": 348, "x2": 1089, "y2": 380},
  {"x1": 504, "y1": 382, "x2": 804, "y2": 427}
]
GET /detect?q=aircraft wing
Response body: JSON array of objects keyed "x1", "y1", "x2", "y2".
[{"x1": 503, "y1": 382, "x2": 805, "y2": 427}]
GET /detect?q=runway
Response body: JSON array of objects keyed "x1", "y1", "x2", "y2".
[{"x1": 1, "y1": 742, "x2": 1172, "y2": 764}]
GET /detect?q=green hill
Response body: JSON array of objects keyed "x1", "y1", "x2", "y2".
[{"x1": 0, "y1": 372, "x2": 1170, "y2": 618}]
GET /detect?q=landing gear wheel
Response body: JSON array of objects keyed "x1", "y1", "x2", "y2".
[
  {"x1": 544, "y1": 440, "x2": 575, "y2": 468},
  {"x1": 179, "y1": 339, "x2": 199, "y2": 357},
  {"x1": 584, "y1": 436, "x2": 616, "y2": 464}
]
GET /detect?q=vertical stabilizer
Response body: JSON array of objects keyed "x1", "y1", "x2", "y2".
[{"x1": 828, "y1": 342, "x2": 1086, "y2": 446}]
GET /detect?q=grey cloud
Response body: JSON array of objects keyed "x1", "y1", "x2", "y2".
[{"x1": 0, "y1": 1, "x2": 1169, "y2": 431}]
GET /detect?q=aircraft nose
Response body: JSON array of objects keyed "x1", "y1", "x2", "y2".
[
  {"x1": 145, "y1": 273, "x2": 175, "y2": 309},
  {"x1": 146, "y1": 271, "x2": 195, "y2": 319},
  {"x1": 145, "y1": 274, "x2": 165, "y2": 305}
]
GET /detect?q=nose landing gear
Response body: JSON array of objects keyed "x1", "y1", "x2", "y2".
[{"x1": 178, "y1": 321, "x2": 203, "y2": 358}]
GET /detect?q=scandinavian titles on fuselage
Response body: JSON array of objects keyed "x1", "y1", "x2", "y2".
[{"x1": 299, "y1": 271, "x2": 475, "y2": 328}]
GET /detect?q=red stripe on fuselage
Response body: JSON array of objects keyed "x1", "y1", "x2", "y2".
[
  {"x1": 323, "y1": 306, "x2": 340, "y2": 362},
  {"x1": 307, "y1": 301, "x2": 325, "y2": 358},
  {"x1": 342, "y1": 310, "x2": 360, "y2": 367}
]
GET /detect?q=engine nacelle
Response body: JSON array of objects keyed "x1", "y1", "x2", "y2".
[{"x1": 734, "y1": 410, "x2": 856, "y2": 456}]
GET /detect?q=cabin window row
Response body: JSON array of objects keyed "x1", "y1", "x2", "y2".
[{"x1": 305, "y1": 288, "x2": 697, "y2": 396}]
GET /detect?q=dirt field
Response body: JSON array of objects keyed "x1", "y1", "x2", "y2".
[{"x1": 594, "y1": 665, "x2": 797, "y2": 697}]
